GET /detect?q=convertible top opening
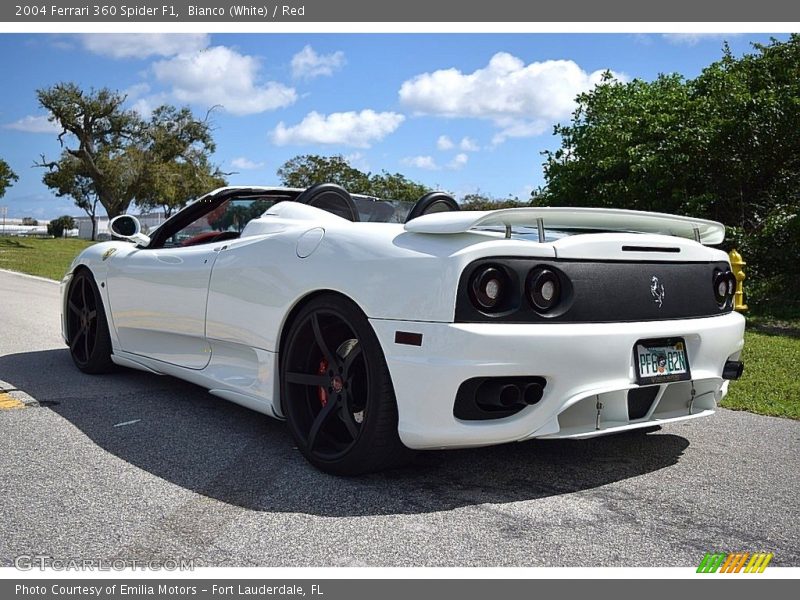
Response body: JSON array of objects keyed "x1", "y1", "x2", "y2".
[
  {"x1": 139, "y1": 184, "x2": 724, "y2": 253},
  {"x1": 184, "y1": 185, "x2": 461, "y2": 225}
]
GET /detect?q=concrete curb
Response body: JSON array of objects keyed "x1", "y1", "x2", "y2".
[
  {"x1": 0, "y1": 268, "x2": 59, "y2": 285},
  {"x1": 0, "y1": 378, "x2": 40, "y2": 407}
]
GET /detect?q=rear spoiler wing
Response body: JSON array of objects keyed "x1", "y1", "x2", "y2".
[{"x1": 404, "y1": 207, "x2": 725, "y2": 245}]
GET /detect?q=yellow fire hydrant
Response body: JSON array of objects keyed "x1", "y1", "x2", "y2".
[{"x1": 728, "y1": 249, "x2": 748, "y2": 311}]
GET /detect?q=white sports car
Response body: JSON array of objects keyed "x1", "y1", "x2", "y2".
[{"x1": 61, "y1": 184, "x2": 745, "y2": 474}]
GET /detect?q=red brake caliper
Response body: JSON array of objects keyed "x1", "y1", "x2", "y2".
[{"x1": 317, "y1": 358, "x2": 329, "y2": 407}]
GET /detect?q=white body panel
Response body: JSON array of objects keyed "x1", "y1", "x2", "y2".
[
  {"x1": 105, "y1": 244, "x2": 219, "y2": 369},
  {"x1": 61, "y1": 199, "x2": 745, "y2": 450},
  {"x1": 370, "y1": 312, "x2": 744, "y2": 448}
]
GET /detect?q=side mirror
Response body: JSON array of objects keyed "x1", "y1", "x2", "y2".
[{"x1": 109, "y1": 215, "x2": 150, "y2": 247}]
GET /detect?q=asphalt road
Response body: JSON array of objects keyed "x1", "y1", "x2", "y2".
[{"x1": 0, "y1": 269, "x2": 798, "y2": 567}]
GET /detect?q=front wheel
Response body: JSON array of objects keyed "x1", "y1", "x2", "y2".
[
  {"x1": 66, "y1": 270, "x2": 115, "y2": 374},
  {"x1": 280, "y1": 294, "x2": 411, "y2": 475}
]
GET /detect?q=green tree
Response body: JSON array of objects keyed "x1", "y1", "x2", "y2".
[
  {"x1": 277, "y1": 154, "x2": 370, "y2": 191},
  {"x1": 0, "y1": 158, "x2": 18, "y2": 198},
  {"x1": 36, "y1": 83, "x2": 141, "y2": 220},
  {"x1": 41, "y1": 153, "x2": 102, "y2": 240},
  {"x1": 542, "y1": 72, "x2": 702, "y2": 216},
  {"x1": 134, "y1": 106, "x2": 227, "y2": 218},
  {"x1": 36, "y1": 83, "x2": 226, "y2": 225},
  {"x1": 367, "y1": 172, "x2": 431, "y2": 203},
  {"x1": 277, "y1": 154, "x2": 431, "y2": 202},
  {"x1": 461, "y1": 192, "x2": 529, "y2": 211},
  {"x1": 47, "y1": 215, "x2": 76, "y2": 238},
  {"x1": 541, "y1": 36, "x2": 800, "y2": 308}
]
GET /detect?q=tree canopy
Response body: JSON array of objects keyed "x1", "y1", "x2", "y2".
[
  {"x1": 47, "y1": 215, "x2": 76, "y2": 238},
  {"x1": 541, "y1": 35, "x2": 800, "y2": 308},
  {"x1": 133, "y1": 105, "x2": 227, "y2": 218},
  {"x1": 277, "y1": 154, "x2": 431, "y2": 203},
  {"x1": 461, "y1": 192, "x2": 529, "y2": 211},
  {"x1": 0, "y1": 158, "x2": 18, "y2": 198},
  {"x1": 36, "y1": 83, "x2": 226, "y2": 237}
]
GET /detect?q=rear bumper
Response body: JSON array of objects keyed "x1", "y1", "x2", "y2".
[{"x1": 370, "y1": 312, "x2": 745, "y2": 449}]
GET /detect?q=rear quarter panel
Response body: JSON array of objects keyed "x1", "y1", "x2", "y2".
[{"x1": 204, "y1": 224, "x2": 556, "y2": 352}]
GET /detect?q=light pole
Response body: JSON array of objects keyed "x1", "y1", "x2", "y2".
[{"x1": 0, "y1": 206, "x2": 7, "y2": 236}]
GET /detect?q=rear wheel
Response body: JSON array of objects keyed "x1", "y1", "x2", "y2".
[
  {"x1": 66, "y1": 270, "x2": 114, "y2": 374},
  {"x1": 280, "y1": 294, "x2": 411, "y2": 475}
]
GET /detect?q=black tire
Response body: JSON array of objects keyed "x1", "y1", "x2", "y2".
[
  {"x1": 66, "y1": 269, "x2": 115, "y2": 374},
  {"x1": 280, "y1": 294, "x2": 412, "y2": 475}
]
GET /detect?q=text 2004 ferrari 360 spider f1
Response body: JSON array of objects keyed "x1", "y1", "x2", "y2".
[{"x1": 61, "y1": 184, "x2": 745, "y2": 474}]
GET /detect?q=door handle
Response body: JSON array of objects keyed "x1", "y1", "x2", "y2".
[{"x1": 154, "y1": 253, "x2": 183, "y2": 264}]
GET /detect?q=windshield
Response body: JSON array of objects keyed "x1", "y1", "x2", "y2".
[{"x1": 352, "y1": 196, "x2": 414, "y2": 223}]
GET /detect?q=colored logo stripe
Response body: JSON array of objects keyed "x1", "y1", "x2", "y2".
[
  {"x1": 697, "y1": 552, "x2": 773, "y2": 573},
  {"x1": 720, "y1": 553, "x2": 749, "y2": 573},
  {"x1": 697, "y1": 553, "x2": 726, "y2": 573},
  {"x1": 745, "y1": 553, "x2": 773, "y2": 573}
]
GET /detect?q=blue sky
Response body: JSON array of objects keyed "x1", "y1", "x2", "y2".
[{"x1": 0, "y1": 32, "x2": 789, "y2": 220}]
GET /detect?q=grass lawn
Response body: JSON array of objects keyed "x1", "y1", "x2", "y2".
[
  {"x1": 721, "y1": 330, "x2": 799, "y2": 420},
  {"x1": 0, "y1": 236, "x2": 95, "y2": 281},
  {"x1": 0, "y1": 235, "x2": 796, "y2": 420}
]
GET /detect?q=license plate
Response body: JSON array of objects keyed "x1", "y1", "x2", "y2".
[{"x1": 634, "y1": 337, "x2": 691, "y2": 385}]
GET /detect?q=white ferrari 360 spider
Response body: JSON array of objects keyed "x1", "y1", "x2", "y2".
[{"x1": 61, "y1": 184, "x2": 745, "y2": 474}]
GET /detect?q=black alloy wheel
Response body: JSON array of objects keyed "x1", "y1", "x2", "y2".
[
  {"x1": 281, "y1": 294, "x2": 411, "y2": 474},
  {"x1": 66, "y1": 270, "x2": 114, "y2": 374}
]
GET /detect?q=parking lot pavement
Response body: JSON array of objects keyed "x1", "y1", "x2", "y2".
[{"x1": 0, "y1": 269, "x2": 798, "y2": 567}]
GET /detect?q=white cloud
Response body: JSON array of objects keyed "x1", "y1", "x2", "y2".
[
  {"x1": 344, "y1": 152, "x2": 369, "y2": 172},
  {"x1": 79, "y1": 33, "x2": 209, "y2": 59},
  {"x1": 459, "y1": 136, "x2": 479, "y2": 152},
  {"x1": 662, "y1": 33, "x2": 740, "y2": 46},
  {"x1": 231, "y1": 157, "x2": 265, "y2": 170},
  {"x1": 403, "y1": 152, "x2": 468, "y2": 171},
  {"x1": 3, "y1": 114, "x2": 59, "y2": 134},
  {"x1": 129, "y1": 97, "x2": 160, "y2": 118},
  {"x1": 291, "y1": 45, "x2": 346, "y2": 79},
  {"x1": 437, "y1": 135, "x2": 480, "y2": 152},
  {"x1": 272, "y1": 110, "x2": 405, "y2": 148},
  {"x1": 402, "y1": 155, "x2": 440, "y2": 170},
  {"x1": 400, "y1": 52, "x2": 624, "y2": 143},
  {"x1": 436, "y1": 135, "x2": 454, "y2": 150},
  {"x1": 490, "y1": 119, "x2": 552, "y2": 145},
  {"x1": 449, "y1": 153, "x2": 469, "y2": 170},
  {"x1": 124, "y1": 82, "x2": 151, "y2": 99},
  {"x1": 120, "y1": 83, "x2": 157, "y2": 116},
  {"x1": 153, "y1": 46, "x2": 297, "y2": 115}
]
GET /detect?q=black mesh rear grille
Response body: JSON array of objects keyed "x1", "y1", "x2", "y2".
[
  {"x1": 628, "y1": 386, "x2": 660, "y2": 420},
  {"x1": 455, "y1": 258, "x2": 732, "y2": 323}
]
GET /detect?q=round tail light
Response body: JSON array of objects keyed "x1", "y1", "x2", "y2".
[
  {"x1": 527, "y1": 268, "x2": 561, "y2": 312},
  {"x1": 470, "y1": 266, "x2": 507, "y2": 311},
  {"x1": 713, "y1": 270, "x2": 736, "y2": 308}
]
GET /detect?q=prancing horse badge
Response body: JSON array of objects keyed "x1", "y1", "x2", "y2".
[{"x1": 650, "y1": 275, "x2": 665, "y2": 308}]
